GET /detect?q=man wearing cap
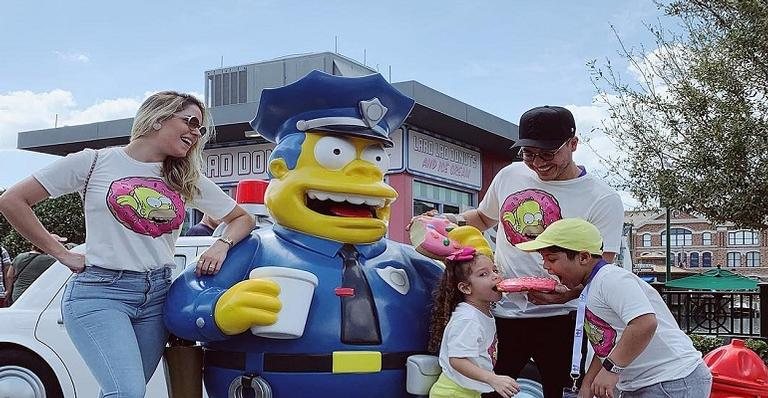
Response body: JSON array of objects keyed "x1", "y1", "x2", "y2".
[
  {"x1": 5, "y1": 234, "x2": 67, "y2": 305},
  {"x1": 446, "y1": 106, "x2": 624, "y2": 397},
  {"x1": 166, "y1": 71, "x2": 443, "y2": 397},
  {"x1": 516, "y1": 219, "x2": 711, "y2": 398}
]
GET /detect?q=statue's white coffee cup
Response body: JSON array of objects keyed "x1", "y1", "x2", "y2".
[{"x1": 248, "y1": 267, "x2": 319, "y2": 339}]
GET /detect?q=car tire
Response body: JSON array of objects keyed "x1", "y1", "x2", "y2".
[{"x1": 0, "y1": 347, "x2": 64, "y2": 398}]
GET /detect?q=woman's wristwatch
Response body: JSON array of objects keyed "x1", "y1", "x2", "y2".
[
  {"x1": 602, "y1": 357, "x2": 625, "y2": 374},
  {"x1": 217, "y1": 236, "x2": 234, "y2": 247}
]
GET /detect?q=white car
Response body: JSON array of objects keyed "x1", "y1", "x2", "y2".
[{"x1": 0, "y1": 236, "x2": 215, "y2": 398}]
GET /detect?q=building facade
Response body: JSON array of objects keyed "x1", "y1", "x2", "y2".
[
  {"x1": 626, "y1": 210, "x2": 768, "y2": 278},
  {"x1": 17, "y1": 52, "x2": 519, "y2": 244}
]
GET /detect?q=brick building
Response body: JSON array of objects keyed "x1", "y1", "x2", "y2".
[{"x1": 625, "y1": 210, "x2": 768, "y2": 278}]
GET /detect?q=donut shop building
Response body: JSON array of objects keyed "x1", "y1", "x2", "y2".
[{"x1": 17, "y1": 52, "x2": 519, "y2": 243}]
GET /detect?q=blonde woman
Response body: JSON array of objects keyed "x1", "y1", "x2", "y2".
[{"x1": 0, "y1": 91, "x2": 255, "y2": 397}]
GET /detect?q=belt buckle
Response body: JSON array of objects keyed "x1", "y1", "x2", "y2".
[{"x1": 332, "y1": 351, "x2": 382, "y2": 373}]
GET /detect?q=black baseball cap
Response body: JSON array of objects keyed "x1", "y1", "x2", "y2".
[{"x1": 511, "y1": 106, "x2": 576, "y2": 150}]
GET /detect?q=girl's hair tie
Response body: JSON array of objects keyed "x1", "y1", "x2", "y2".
[{"x1": 446, "y1": 247, "x2": 476, "y2": 262}]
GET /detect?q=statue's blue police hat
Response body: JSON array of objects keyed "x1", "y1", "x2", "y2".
[{"x1": 250, "y1": 70, "x2": 415, "y2": 147}]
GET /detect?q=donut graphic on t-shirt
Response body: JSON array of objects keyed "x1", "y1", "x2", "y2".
[
  {"x1": 106, "y1": 177, "x2": 185, "y2": 237},
  {"x1": 585, "y1": 309, "x2": 617, "y2": 357},
  {"x1": 499, "y1": 189, "x2": 562, "y2": 244}
]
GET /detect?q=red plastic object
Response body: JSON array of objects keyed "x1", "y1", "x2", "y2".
[
  {"x1": 704, "y1": 338, "x2": 768, "y2": 397},
  {"x1": 236, "y1": 179, "x2": 268, "y2": 204},
  {"x1": 496, "y1": 277, "x2": 558, "y2": 293},
  {"x1": 334, "y1": 287, "x2": 355, "y2": 297}
]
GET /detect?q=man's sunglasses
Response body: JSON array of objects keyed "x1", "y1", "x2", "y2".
[
  {"x1": 518, "y1": 139, "x2": 571, "y2": 162},
  {"x1": 174, "y1": 115, "x2": 207, "y2": 136}
]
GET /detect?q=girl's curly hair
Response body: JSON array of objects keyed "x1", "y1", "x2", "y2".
[{"x1": 427, "y1": 253, "x2": 486, "y2": 353}]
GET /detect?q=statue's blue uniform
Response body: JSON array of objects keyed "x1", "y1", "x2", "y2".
[{"x1": 166, "y1": 224, "x2": 443, "y2": 397}]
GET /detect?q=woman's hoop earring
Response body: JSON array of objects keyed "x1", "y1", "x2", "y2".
[{"x1": 152, "y1": 122, "x2": 162, "y2": 131}]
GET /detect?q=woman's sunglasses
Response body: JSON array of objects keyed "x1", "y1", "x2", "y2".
[{"x1": 173, "y1": 115, "x2": 207, "y2": 136}]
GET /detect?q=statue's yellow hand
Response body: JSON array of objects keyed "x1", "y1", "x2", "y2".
[{"x1": 214, "y1": 279, "x2": 282, "y2": 335}]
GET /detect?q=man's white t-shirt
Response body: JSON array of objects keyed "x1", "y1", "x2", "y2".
[
  {"x1": 438, "y1": 302, "x2": 498, "y2": 393},
  {"x1": 34, "y1": 147, "x2": 236, "y2": 272},
  {"x1": 586, "y1": 265, "x2": 702, "y2": 391},
  {"x1": 478, "y1": 162, "x2": 624, "y2": 318}
]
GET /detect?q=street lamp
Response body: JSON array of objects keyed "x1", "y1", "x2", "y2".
[{"x1": 665, "y1": 207, "x2": 671, "y2": 283}]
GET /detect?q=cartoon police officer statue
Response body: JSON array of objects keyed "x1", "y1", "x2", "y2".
[{"x1": 165, "y1": 70, "x2": 443, "y2": 397}]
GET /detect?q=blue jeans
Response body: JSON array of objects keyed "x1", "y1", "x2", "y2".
[
  {"x1": 62, "y1": 266, "x2": 172, "y2": 398},
  {"x1": 619, "y1": 362, "x2": 712, "y2": 398}
]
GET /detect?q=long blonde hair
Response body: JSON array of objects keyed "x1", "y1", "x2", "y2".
[{"x1": 130, "y1": 91, "x2": 213, "y2": 201}]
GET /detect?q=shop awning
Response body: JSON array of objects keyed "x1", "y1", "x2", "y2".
[{"x1": 665, "y1": 268, "x2": 758, "y2": 291}]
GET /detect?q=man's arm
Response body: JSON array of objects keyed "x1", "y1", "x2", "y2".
[
  {"x1": 4, "y1": 265, "x2": 15, "y2": 302},
  {"x1": 460, "y1": 208, "x2": 498, "y2": 231}
]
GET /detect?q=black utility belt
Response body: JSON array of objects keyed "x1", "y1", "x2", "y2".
[{"x1": 204, "y1": 349, "x2": 424, "y2": 373}]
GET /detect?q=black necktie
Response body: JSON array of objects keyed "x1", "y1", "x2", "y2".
[{"x1": 339, "y1": 244, "x2": 381, "y2": 345}]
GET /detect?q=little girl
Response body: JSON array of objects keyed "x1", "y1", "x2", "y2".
[{"x1": 429, "y1": 247, "x2": 520, "y2": 398}]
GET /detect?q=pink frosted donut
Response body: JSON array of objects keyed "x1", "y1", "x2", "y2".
[
  {"x1": 409, "y1": 216, "x2": 462, "y2": 259},
  {"x1": 585, "y1": 309, "x2": 617, "y2": 357},
  {"x1": 500, "y1": 188, "x2": 563, "y2": 245},
  {"x1": 106, "y1": 177, "x2": 186, "y2": 238},
  {"x1": 496, "y1": 277, "x2": 558, "y2": 293}
]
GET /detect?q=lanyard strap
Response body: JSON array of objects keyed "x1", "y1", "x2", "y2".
[{"x1": 570, "y1": 259, "x2": 607, "y2": 381}]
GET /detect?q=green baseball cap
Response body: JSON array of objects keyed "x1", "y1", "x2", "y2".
[{"x1": 515, "y1": 218, "x2": 603, "y2": 255}]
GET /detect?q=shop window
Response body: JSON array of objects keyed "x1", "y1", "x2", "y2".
[
  {"x1": 642, "y1": 234, "x2": 651, "y2": 247},
  {"x1": 412, "y1": 180, "x2": 473, "y2": 216},
  {"x1": 727, "y1": 252, "x2": 741, "y2": 267},
  {"x1": 690, "y1": 252, "x2": 699, "y2": 267},
  {"x1": 702, "y1": 252, "x2": 712, "y2": 267},
  {"x1": 413, "y1": 199, "x2": 438, "y2": 217},
  {"x1": 702, "y1": 232, "x2": 712, "y2": 246},
  {"x1": 746, "y1": 252, "x2": 761, "y2": 267}
]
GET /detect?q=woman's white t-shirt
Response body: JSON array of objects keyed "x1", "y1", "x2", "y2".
[{"x1": 34, "y1": 147, "x2": 236, "y2": 272}]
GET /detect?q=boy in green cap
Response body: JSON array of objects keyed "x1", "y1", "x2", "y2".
[{"x1": 516, "y1": 218, "x2": 711, "y2": 398}]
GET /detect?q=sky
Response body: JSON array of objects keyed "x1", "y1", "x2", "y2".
[{"x1": 0, "y1": 0, "x2": 674, "y2": 206}]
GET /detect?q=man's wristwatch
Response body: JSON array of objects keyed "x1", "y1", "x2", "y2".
[
  {"x1": 217, "y1": 237, "x2": 234, "y2": 247},
  {"x1": 602, "y1": 357, "x2": 625, "y2": 374}
]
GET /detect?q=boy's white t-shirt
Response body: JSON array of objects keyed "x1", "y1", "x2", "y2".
[
  {"x1": 34, "y1": 147, "x2": 236, "y2": 272},
  {"x1": 438, "y1": 302, "x2": 498, "y2": 393},
  {"x1": 478, "y1": 162, "x2": 624, "y2": 318},
  {"x1": 586, "y1": 265, "x2": 702, "y2": 391}
]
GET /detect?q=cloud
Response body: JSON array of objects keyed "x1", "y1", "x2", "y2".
[
  {"x1": 63, "y1": 97, "x2": 143, "y2": 126},
  {"x1": 0, "y1": 90, "x2": 142, "y2": 150},
  {"x1": 0, "y1": 89, "x2": 205, "y2": 189},
  {"x1": 54, "y1": 50, "x2": 90, "y2": 63},
  {"x1": 566, "y1": 101, "x2": 640, "y2": 209}
]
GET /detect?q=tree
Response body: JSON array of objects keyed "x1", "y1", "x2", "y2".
[
  {"x1": 590, "y1": 0, "x2": 768, "y2": 229},
  {"x1": 0, "y1": 192, "x2": 85, "y2": 257}
]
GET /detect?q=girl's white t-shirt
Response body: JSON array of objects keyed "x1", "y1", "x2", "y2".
[
  {"x1": 34, "y1": 147, "x2": 236, "y2": 271},
  {"x1": 438, "y1": 302, "x2": 499, "y2": 393}
]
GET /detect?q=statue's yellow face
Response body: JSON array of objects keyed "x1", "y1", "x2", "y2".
[{"x1": 266, "y1": 132, "x2": 398, "y2": 243}]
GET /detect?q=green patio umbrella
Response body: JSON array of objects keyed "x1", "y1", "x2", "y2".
[{"x1": 665, "y1": 268, "x2": 758, "y2": 291}]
